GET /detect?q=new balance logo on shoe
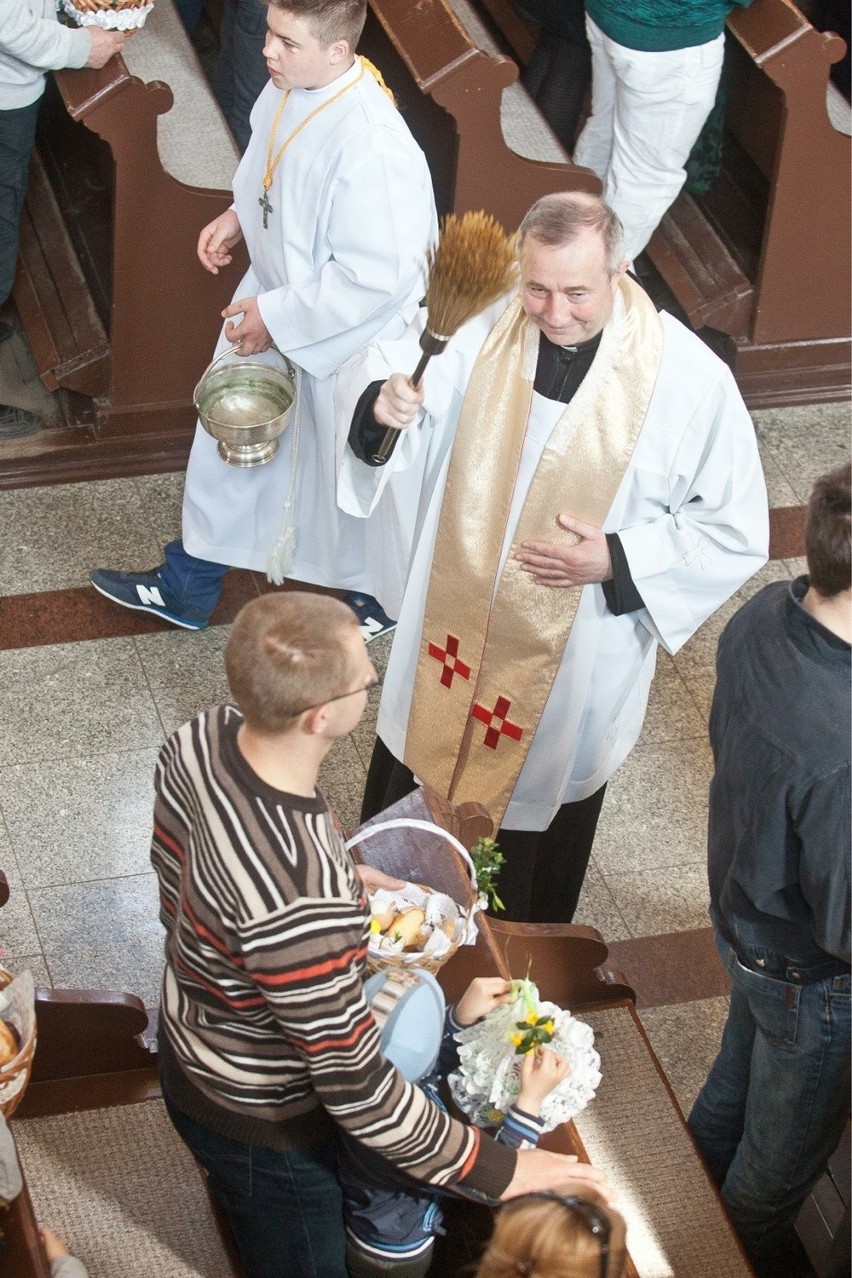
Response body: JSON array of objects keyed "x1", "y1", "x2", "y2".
[
  {"x1": 137, "y1": 584, "x2": 166, "y2": 608},
  {"x1": 360, "y1": 615, "x2": 386, "y2": 640}
]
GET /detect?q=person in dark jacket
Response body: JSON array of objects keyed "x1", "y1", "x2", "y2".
[{"x1": 688, "y1": 460, "x2": 851, "y2": 1278}]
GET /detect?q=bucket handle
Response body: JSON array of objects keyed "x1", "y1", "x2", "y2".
[{"x1": 193, "y1": 343, "x2": 294, "y2": 405}]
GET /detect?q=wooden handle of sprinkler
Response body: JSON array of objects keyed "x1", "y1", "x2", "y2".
[{"x1": 372, "y1": 349, "x2": 432, "y2": 463}]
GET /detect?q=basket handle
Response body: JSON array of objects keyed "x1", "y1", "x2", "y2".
[{"x1": 345, "y1": 818, "x2": 478, "y2": 894}]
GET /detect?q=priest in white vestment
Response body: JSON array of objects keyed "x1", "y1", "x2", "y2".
[
  {"x1": 91, "y1": 0, "x2": 436, "y2": 637},
  {"x1": 336, "y1": 192, "x2": 769, "y2": 922}
]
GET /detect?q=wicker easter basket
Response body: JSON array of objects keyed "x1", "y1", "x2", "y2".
[
  {"x1": 60, "y1": 0, "x2": 155, "y2": 31},
  {"x1": 0, "y1": 969, "x2": 36, "y2": 1118},
  {"x1": 346, "y1": 818, "x2": 481, "y2": 976}
]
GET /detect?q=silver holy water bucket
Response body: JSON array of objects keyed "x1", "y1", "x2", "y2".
[{"x1": 194, "y1": 345, "x2": 296, "y2": 467}]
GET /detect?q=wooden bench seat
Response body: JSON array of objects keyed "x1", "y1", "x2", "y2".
[
  {"x1": 362, "y1": 0, "x2": 599, "y2": 230},
  {"x1": 458, "y1": 0, "x2": 852, "y2": 408},
  {"x1": 14, "y1": 151, "x2": 109, "y2": 398},
  {"x1": 9, "y1": 0, "x2": 247, "y2": 487},
  {"x1": 354, "y1": 789, "x2": 755, "y2": 1278}
]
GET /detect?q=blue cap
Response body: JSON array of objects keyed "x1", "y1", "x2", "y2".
[{"x1": 364, "y1": 968, "x2": 446, "y2": 1082}]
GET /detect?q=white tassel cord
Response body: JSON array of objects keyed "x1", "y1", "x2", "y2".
[{"x1": 266, "y1": 365, "x2": 302, "y2": 585}]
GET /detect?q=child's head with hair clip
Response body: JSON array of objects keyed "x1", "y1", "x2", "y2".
[{"x1": 475, "y1": 1181, "x2": 627, "y2": 1278}]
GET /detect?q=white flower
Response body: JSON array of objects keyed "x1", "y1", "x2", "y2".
[{"x1": 447, "y1": 980, "x2": 601, "y2": 1132}]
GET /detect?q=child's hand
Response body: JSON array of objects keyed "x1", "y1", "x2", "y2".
[
  {"x1": 516, "y1": 1047, "x2": 571, "y2": 1115},
  {"x1": 455, "y1": 977, "x2": 513, "y2": 1027}
]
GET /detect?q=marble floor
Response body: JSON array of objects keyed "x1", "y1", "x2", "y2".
[{"x1": 0, "y1": 385, "x2": 847, "y2": 1122}]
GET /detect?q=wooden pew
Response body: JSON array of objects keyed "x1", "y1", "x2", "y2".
[
  {"x1": 353, "y1": 788, "x2": 755, "y2": 1278},
  {"x1": 8, "y1": 0, "x2": 248, "y2": 488},
  {"x1": 360, "y1": 0, "x2": 599, "y2": 229},
  {"x1": 435, "y1": 0, "x2": 851, "y2": 408},
  {"x1": 646, "y1": 0, "x2": 851, "y2": 407}
]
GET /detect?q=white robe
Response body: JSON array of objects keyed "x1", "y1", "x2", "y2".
[
  {"x1": 182, "y1": 59, "x2": 438, "y2": 608},
  {"x1": 336, "y1": 297, "x2": 770, "y2": 830}
]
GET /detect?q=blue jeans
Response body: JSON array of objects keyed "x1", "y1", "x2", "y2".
[
  {"x1": 211, "y1": 0, "x2": 269, "y2": 154},
  {"x1": 162, "y1": 1090, "x2": 348, "y2": 1278},
  {"x1": 688, "y1": 933, "x2": 851, "y2": 1276},
  {"x1": 160, "y1": 539, "x2": 228, "y2": 616},
  {"x1": 0, "y1": 100, "x2": 40, "y2": 310}
]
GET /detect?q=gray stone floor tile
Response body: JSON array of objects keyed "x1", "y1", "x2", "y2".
[
  {"x1": 677, "y1": 662, "x2": 716, "y2": 722},
  {"x1": 752, "y1": 403, "x2": 850, "y2": 503},
  {"x1": 0, "y1": 479, "x2": 165, "y2": 595},
  {"x1": 1, "y1": 954, "x2": 51, "y2": 987},
  {"x1": 134, "y1": 627, "x2": 231, "y2": 738},
  {"x1": 784, "y1": 556, "x2": 807, "y2": 578},
  {"x1": 0, "y1": 842, "x2": 41, "y2": 957},
  {"x1": 0, "y1": 640, "x2": 163, "y2": 768},
  {"x1": 0, "y1": 749, "x2": 159, "y2": 889},
  {"x1": 637, "y1": 651, "x2": 707, "y2": 748},
  {"x1": 350, "y1": 630, "x2": 394, "y2": 770},
  {"x1": 593, "y1": 738, "x2": 713, "y2": 877},
  {"x1": 572, "y1": 860, "x2": 632, "y2": 942},
  {"x1": 639, "y1": 996, "x2": 729, "y2": 1116},
  {"x1": 133, "y1": 472, "x2": 185, "y2": 552},
  {"x1": 602, "y1": 862, "x2": 713, "y2": 938},
  {"x1": 319, "y1": 736, "x2": 368, "y2": 836},
  {"x1": 28, "y1": 874, "x2": 164, "y2": 1009},
  {"x1": 756, "y1": 446, "x2": 800, "y2": 509}
]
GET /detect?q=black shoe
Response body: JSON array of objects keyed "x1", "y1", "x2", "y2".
[
  {"x1": 0, "y1": 404, "x2": 41, "y2": 439},
  {"x1": 0, "y1": 322, "x2": 14, "y2": 344}
]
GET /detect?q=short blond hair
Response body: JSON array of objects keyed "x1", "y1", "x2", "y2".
[
  {"x1": 476, "y1": 1184, "x2": 627, "y2": 1278},
  {"x1": 225, "y1": 593, "x2": 359, "y2": 732}
]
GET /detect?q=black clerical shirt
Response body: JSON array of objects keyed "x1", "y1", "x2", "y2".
[{"x1": 347, "y1": 326, "x2": 643, "y2": 615}]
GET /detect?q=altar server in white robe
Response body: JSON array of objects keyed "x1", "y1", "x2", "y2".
[
  {"x1": 336, "y1": 192, "x2": 769, "y2": 923},
  {"x1": 90, "y1": 0, "x2": 436, "y2": 638}
]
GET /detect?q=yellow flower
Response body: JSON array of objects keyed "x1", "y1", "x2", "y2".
[
  {"x1": 510, "y1": 1033, "x2": 524, "y2": 1046},
  {"x1": 544, "y1": 1019, "x2": 554, "y2": 1035},
  {"x1": 369, "y1": 918, "x2": 382, "y2": 934}
]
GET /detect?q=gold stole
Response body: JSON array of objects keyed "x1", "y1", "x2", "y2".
[{"x1": 403, "y1": 276, "x2": 664, "y2": 827}]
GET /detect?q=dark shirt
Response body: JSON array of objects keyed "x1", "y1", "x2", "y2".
[
  {"x1": 708, "y1": 577, "x2": 851, "y2": 970},
  {"x1": 347, "y1": 327, "x2": 644, "y2": 616}
]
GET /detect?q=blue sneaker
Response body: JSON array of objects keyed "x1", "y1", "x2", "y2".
[
  {"x1": 90, "y1": 568, "x2": 210, "y2": 631},
  {"x1": 341, "y1": 592, "x2": 397, "y2": 643}
]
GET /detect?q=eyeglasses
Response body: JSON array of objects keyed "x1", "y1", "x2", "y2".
[
  {"x1": 291, "y1": 671, "x2": 381, "y2": 718},
  {"x1": 516, "y1": 1192, "x2": 612, "y2": 1278}
]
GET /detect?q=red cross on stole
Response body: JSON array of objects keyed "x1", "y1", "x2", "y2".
[
  {"x1": 471, "y1": 695, "x2": 524, "y2": 750},
  {"x1": 427, "y1": 633, "x2": 471, "y2": 688},
  {"x1": 428, "y1": 634, "x2": 524, "y2": 751}
]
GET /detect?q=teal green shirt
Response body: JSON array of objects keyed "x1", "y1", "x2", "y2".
[{"x1": 585, "y1": 0, "x2": 754, "y2": 51}]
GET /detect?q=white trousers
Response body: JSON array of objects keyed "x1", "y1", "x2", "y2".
[{"x1": 573, "y1": 18, "x2": 725, "y2": 261}]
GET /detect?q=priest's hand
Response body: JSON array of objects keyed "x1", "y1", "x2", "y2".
[
  {"x1": 198, "y1": 210, "x2": 243, "y2": 274},
  {"x1": 373, "y1": 374, "x2": 424, "y2": 431},
  {"x1": 499, "y1": 1150, "x2": 610, "y2": 1201},
  {"x1": 222, "y1": 297, "x2": 273, "y2": 356},
  {"x1": 517, "y1": 514, "x2": 613, "y2": 587}
]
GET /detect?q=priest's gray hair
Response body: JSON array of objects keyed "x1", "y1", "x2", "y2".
[
  {"x1": 270, "y1": 0, "x2": 367, "y2": 50},
  {"x1": 518, "y1": 193, "x2": 625, "y2": 276}
]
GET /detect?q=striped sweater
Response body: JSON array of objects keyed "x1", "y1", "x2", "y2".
[{"x1": 151, "y1": 705, "x2": 514, "y2": 1199}]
